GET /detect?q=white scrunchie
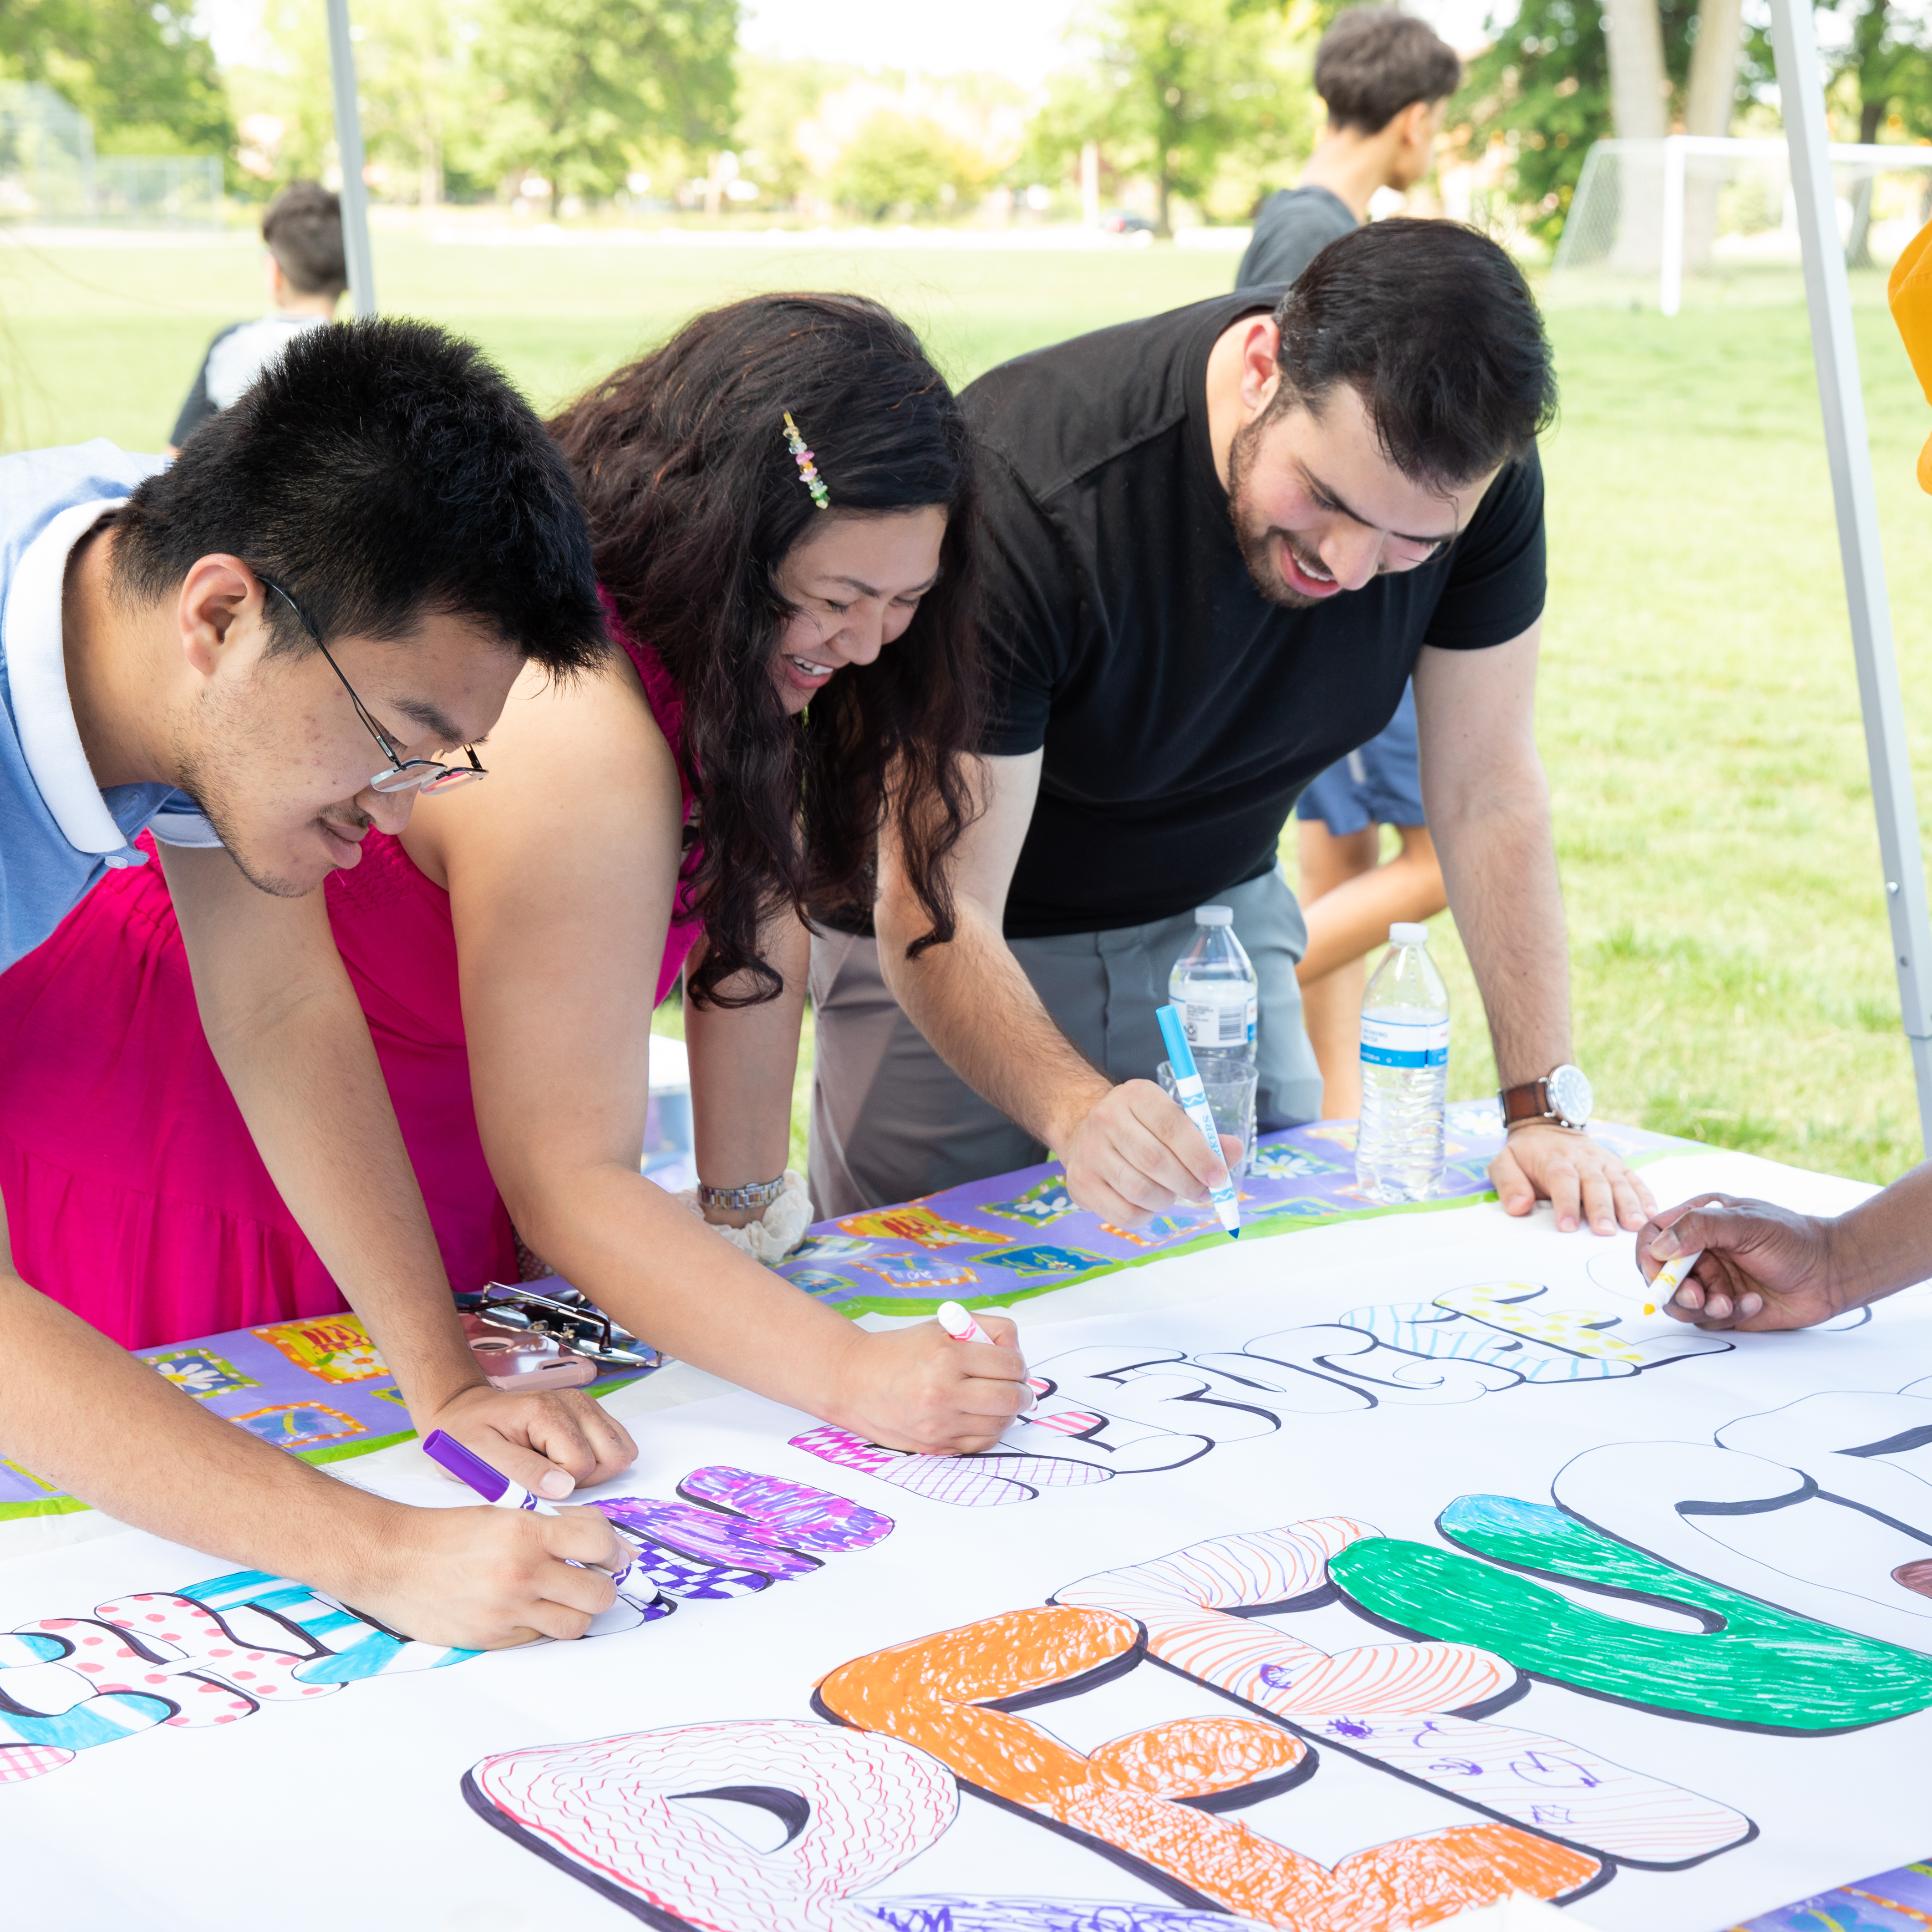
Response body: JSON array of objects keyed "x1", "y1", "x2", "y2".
[{"x1": 676, "y1": 1168, "x2": 814, "y2": 1264}]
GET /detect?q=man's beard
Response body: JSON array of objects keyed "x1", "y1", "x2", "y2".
[{"x1": 1226, "y1": 414, "x2": 1332, "y2": 610}]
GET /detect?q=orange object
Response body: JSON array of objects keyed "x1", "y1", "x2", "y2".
[
  {"x1": 249, "y1": 1314, "x2": 386, "y2": 1383},
  {"x1": 1889, "y1": 219, "x2": 1932, "y2": 493},
  {"x1": 835, "y1": 1204, "x2": 1012, "y2": 1250},
  {"x1": 817, "y1": 1605, "x2": 1601, "y2": 1927}
]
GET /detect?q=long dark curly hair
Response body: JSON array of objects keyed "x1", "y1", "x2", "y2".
[{"x1": 550, "y1": 294, "x2": 982, "y2": 1008}]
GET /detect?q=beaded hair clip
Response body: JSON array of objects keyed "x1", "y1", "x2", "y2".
[{"x1": 783, "y1": 411, "x2": 830, "y2": 511}]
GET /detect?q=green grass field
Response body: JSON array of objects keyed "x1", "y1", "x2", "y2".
[{"x1": 10, "y1": 226, "x2": 1932, "y2": 1185}]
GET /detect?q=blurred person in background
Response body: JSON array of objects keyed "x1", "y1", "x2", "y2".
[
  {"x1": 1237, "y1": 7, "x2": 1463, "y2": 1120},
  {"x1": 165, "y1": 182, "x2": 345, "y2": 457},
  {"x1": 1237, "y1": 8, "x2": 1461, "y2": 287}
]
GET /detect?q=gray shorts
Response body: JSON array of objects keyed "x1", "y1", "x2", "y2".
[{"x1": 807, "y1": 866, "x2": 1323, "y2": 1217}]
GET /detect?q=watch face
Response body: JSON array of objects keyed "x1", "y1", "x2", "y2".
[{"x1": 1549, "y1": 1063, "x2": 1594, "y2": 1127}]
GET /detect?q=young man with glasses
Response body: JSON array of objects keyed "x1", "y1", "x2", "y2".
[
  {"x1": 0, "y1": 318, "x2": 632, "y2": 1649},
  {"x1": 813, "y1": 220, "x2": 1655, "y2": 1245}
]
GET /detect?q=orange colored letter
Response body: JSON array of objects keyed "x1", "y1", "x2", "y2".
[{"x1": 817, "y1": 1605, "x2": 1600, "y2": 1930}]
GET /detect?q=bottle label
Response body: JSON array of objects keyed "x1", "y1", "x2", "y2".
[
  {"x1": 1360, "y1": 1016, "x2": 1449, "y2": 1069},
  {"x1": 1182, "y1": 993, "x2": 1257, "y2": 1051}
]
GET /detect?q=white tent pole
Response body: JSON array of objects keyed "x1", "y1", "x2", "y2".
[
  {"x1": 1769, "y1": 0, "x2": 1932, "y2": 1152},
  {"x1": 325, "y1": 0, "x2": 377, "y2": 318}
]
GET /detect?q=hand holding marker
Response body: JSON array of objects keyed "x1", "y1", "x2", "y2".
[
  {"x1": 1156, "y1": 1003, "x2": 1241, "y2": 1240},
  {"x1": 938, "y1": 1300, "x2": 1040, "y2": 1417},
  {"x1": 936, "y1": 1301, "x2": 995, "y2": 1345},
  {"x1": 1644, "y1": 1246, "x2": 1705, "y2": 1315},
  {"x1": 422, "y1": 1429, "x2": 641, "y2": 1595}
]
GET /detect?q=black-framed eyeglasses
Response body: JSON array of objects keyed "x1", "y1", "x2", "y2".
[{"x1": 256, "y1": 575, "x2": 487, "y2": 796}]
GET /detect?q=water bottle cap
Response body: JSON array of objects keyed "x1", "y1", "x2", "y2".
[
  {"x1": 1195, "y1": 905, "x2": 1233, "y2": 926},
  {"x1": 1389, "y1": 922, "x2": 1430, "y2": 946}
]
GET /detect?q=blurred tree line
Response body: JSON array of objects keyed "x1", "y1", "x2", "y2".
[
  {"x1": 0, "y1": 0, "x2": 1315, "y2": 226},
  {"x1": 0, "y1": 0, "x2": 741, "y2": 209},
  {"x1": 237, "y1": 0, "x2": 738, "y2": 209},
  {"x1": 0, "y1": 0, "x2": 231, "y2": 157},
  {"x1": 1024, "y1": 0, "x2": 1316, "y2": 230},
  {"x1": 13, "y1": 0, "x2": 1928, "y2": 244}
]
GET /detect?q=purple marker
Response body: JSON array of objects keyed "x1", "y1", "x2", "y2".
[
  {"x1": 422, "y1": 1429, "x2": 640, "y2": 1590},
  {"x1": 423, "y1": 1428, "x2": 560, "y2": 1513}
]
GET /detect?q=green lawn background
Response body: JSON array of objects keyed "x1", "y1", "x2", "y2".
[{"x1": 10, "y1": 229, "x2": 1932, "y2": 1184}]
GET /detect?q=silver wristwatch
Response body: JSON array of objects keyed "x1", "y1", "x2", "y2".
[
  {"x1": 1499, "y1": 1063, "x2": 1594, "y2": 1132},
  {"x1": 698, "y1": 1175, "x2": 788, "y2": 1213}
]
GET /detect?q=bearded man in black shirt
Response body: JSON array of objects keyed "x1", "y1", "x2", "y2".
[{"x1": 809, "y1": 219, "x2": 1652, "y2": 1244}]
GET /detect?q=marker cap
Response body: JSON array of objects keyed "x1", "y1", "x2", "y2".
[
  {"x1": 1194, "y1": 905, "x2": 1233, "y2": 925},
  {"x1": 1389, "y1": 922, "x2": 1430, "y2": 946},
  {"x1": 422, "y1": 1428, "x2": 511, "y2": 1504},
  {"x1": 1156, "y1": 1002, "x2": 1197, "y2": 1077}
]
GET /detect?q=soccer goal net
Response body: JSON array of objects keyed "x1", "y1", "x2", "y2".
[{"x1": 1551, "y1": 135, "x2": 1932, "y2": 311}]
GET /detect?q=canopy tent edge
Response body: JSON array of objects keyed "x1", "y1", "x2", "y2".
[
  {"x1": 1771, "y1": 0, "x2": 1932, "y2": 1154},
  {"x1": 325, "y1": 0, "x2": 376, "y2": 319}
]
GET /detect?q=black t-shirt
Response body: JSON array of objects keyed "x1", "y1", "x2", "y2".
[
  {"x1": 1235, "y1": 185, "x2": 1358, "y2": 290},
  {"x1": 169, "y1": 322, "x2": 241, "y2": 448},
  {"x1": 964, "y1": 290, "x2": 1547, "y2": 939}
]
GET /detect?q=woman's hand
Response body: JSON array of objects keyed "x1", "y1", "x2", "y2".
[
  {"x1": 339, "y1": 1499, "x2": 623, "y2": 1649},
  {"x1": 827, "y1": 1315, "x2": 1032, "y2": 1455},
  {"x1": 1638, "y1": 1194, "x2": 1845, "y2": 1330}
]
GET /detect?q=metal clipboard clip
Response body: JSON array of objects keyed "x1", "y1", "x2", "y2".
[{"x1": 456, "y1": 1282, "x2": 662, "y2": 1385}]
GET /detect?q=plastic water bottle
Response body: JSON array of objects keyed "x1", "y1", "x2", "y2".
[
  {"x1": 1355, "y1": 921, "x2": 1448, "y2": 1203},
  {"x1": 1168, "y1": 906, "x2": 1258, "y2": 1069}
]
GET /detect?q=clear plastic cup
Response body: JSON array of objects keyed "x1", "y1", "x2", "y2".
[{"x1": 1156, "y1": 1058, "x2": 1259, "y2": 1178}]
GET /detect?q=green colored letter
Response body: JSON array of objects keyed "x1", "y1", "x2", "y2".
[{"x1": 1329, "y1": 1495, "x2": 1932, "y2": 1732}]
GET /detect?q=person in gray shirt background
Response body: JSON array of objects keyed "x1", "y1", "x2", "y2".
[
  {"x1": 1237, "y1": 7, "x2": 1464, "y2": 1123},
  {"x1": 1236, "y1": 9, "x2": 1462, "y2": 291}
]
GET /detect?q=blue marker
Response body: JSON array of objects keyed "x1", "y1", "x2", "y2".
[{"x1": 1156, "y1": 1003, "x2": 1241, "y2": 1240}]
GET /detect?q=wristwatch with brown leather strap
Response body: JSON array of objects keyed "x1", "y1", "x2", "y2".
[{"x1": 1499, "y1": 1064, "x2": 1594, "y2": 1133}]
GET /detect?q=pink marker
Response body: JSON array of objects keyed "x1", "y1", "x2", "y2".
[
  {"x1": 936, "y1": 1300, "x2": 994, "y2": 1346},
  {"x1": 939, "y1": 1302, "x2": 1033, "y2": 1412}
]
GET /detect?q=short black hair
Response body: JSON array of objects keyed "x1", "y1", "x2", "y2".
[
  {"x1": 113, "y1": 317, "x2": 606, "y2": 675},
  {"x1": 262, "y1": 181, "x2": 346, "y2": 300},
  {"x1": 1316, "y1": 8, "x2": 1463, "y2": 134},
  {"x1": 1274, "y1": 219, "x2": 1556, "y2": 486}
]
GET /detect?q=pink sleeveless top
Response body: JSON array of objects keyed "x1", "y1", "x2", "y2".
[{"x1": 0, "y1": 620, "x2": 702, "y2": 1350}]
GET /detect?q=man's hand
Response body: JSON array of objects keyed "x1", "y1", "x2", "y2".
[
  {"x1": 422, "y1": 1383, "x2": 637, "y2": 1501},
  {"x1": 1638, "y1": 1194, "x2": 1845, "y2": 1331},
  {"x1": 876, "y1": 751, "x2": 1246, "y2": 1225},
  {"x1": 342, "y1": 1499, "x2": 624, "y2": 1650},
  {"x1": 1490, "y1": 1123, "x2": 1653, "y2": 1234},
  {"x1": 829, "y1": 1315, "x2": 1032, "y2": 1455},
  {"x1": 1058, "y1": 1080, "x2": 1241, "y2": 1228}
]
